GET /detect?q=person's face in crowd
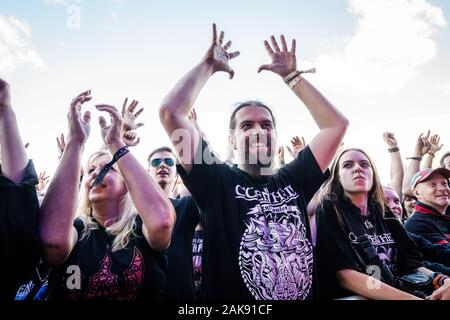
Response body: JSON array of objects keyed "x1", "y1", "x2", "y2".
[
  {"x1": 148, "y1": 151, "x2": 177, "y2": 191},
  {"x1": 232, "y1": 106, "x2": 277, "y2": 168},
  {"x1": 384, "y1": 187, "x2": 403, "y2": 221},
  {"x1": 338, "y1": 150, "x2": 373, "y2": 194},
  {"x1": 443, "y1": 156, "x2": 450, "y2": 171},
  {"x1": 86, "y1": 154, "x2": 127, "y2": 203},
  {"x1": 414, "y1": 173, "x2": 450, "y2": 213},
  {"x1": 403, "y1": 194, "x2": 417, "y2": 216}
]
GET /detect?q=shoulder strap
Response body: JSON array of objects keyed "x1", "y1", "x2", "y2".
[{"x1": 331, "y1": 202, "x2": 398, "y2": 287}]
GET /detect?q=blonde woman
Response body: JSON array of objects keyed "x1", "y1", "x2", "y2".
[{"x1": 39, "y1": 91, "x2": 175, "y2": 300}]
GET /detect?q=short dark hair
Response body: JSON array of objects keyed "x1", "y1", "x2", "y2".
[
  {"x1": 228, "y1": 100, "x2": 276, "y2": 131},
  {"x1": 440, "y1": 152, "x2": 450, "y2": 168},
  {"x1": 147, "y1": 146, "x2": 174, "y2": 163}
]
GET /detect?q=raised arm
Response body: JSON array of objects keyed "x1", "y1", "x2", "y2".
[
  {"x1": 0, "y1": 78, "x2": 28, "y2": 183},
  {"x1": 286, "y1": 135, "x2": 306, "y2": 159},
  {"x1": 97, "y1": 104, "x2": 175, "y2": 251},
  {"x1": 159, "y1": 23, "x2": 240, "y2": 173},
  {"x1": 402, "y1": 132, "x2": 430, "y2": 195},
  {"x1": 40, "y1": 90, "x2": 92, "y2": 267},
  {"x1": 258, "y1": 36, "x2": 348, "y2": 172},
  {"x1": 423, "y1": 133, "x2": 443, "y2": 169},
  {"x1": 383, "y1": 132, "x2": 404, "y2": 200}
]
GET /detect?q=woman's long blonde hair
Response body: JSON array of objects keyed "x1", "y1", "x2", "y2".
[
  {"x1": 77, "y1": 150, "x2": 138, "y2": 252},
  {"x1": 319, "y1": 148, "x2": 386, "y2": 217}
]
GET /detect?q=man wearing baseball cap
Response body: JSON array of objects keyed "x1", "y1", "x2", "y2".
[{"x1": 405, "y1": 168, "x2": 450, "y2": 246}]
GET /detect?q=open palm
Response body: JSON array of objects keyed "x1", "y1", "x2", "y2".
[
  {"x1": 203, "y1": 24, "x2": 240, "y2": 79},
  {"x1": 258, "y1": 35, "x2": 297, "y2": 78}
]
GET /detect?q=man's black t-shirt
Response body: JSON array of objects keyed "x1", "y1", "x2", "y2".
[
  {"x1": 165, "y1": 196, "x2": 200, "y2": 299},
  {"x1": 405, "y1": 202, "x2": 450, "y2": 246},
  {"x1": 177, "y1": 141, "x2": 327, "y2": 300},
  {"x1": 0, "y1": 161, "x2": 40, "y2": 300},
  {"x1": 48, "y1": 216, "x2": 167, "y2": 300},
  {"x1": 316, "y1": 198, "x2": 423, "y2": 299}
]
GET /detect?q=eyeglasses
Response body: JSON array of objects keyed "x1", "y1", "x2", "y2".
[{"x1": 150, "y1": 158, "x2": 175, "y2": 168}]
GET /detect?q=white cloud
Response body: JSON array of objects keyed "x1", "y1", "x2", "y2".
[
  {"x1": 310, "y1": 0, "x2": 446, "y2": 95},
  {"x1": 0, "y1": 16, "x2": 45, "y2": 74},
  {"x1": 438, "y1": 82, "x2": 450, "y2": 95},
  {"x1": 43, "y1": 0, "x2": 82, "y2": 5}
]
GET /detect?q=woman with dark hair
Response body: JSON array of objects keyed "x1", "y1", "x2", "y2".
[{"x1": 316, "y1": 148, "x2": 450, "y2": 300}]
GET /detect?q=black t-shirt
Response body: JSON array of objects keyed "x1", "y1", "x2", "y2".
[
  {"x1": 48, "y1": 216, "x2": 167, "y2": 300},
  {"x1": 165, "y1": 196, "x2": 200, "y2": 299},
  {"x1": 177, "y1": 141, "x2": 327, "y2": 300},
  {"x1": 0, "y1": 160, "x2": 40, "y2": 300},
  {"x1": 405, "y1": 202, "x2": 450, "y2": 246},
  {"x1": 15, "y1": 262, "x2": 50, "y2": 300},
  {"x1": 316, "y1": 198, "x2": 423, "y2": 299}
]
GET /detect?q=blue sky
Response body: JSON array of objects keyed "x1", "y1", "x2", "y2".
[{"x1": 1, "y1": 0, "x2": 450, "y2": 184}]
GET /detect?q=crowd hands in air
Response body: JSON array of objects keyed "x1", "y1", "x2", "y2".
[{"x1": 1, "y1": 23, "x2": 450, "y2": 302}]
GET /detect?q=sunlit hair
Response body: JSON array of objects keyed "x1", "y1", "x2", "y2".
[
  {"x1": 319, "y1": 148, "x2": 386, "y2": 217},
  {"x1": 77, "y1": 150, "x2": 137, "y2": 252}
]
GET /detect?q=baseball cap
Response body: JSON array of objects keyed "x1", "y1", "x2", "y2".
[{"x1": 411, "y1": 168, "x2": 450, "y2": 189}]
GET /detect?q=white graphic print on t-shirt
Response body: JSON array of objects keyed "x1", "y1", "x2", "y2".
[
  {"x1": 236, "y1": 184, "x2": 313, "y2": 300},
  {"x1": 349, "y1": 232, "x2": 397, "y2": 271}
]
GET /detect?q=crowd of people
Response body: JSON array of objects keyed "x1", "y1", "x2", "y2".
[{"x1": 1, "y1": 24, "x2": 450, "y2": 301}]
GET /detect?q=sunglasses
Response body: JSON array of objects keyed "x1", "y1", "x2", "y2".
[{"x1": 150, "y1": 158, "x2": 175, "y2": 168}]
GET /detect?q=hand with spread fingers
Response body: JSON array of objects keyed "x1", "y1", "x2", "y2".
[
  {"x1": 123, "y1": 130, "x2": 140, "y2": 147},
  {"x1": 428, "y1": 133, "x2": 443, "y2": 155},
  {"x1": 122, "y1": 98, "x2": 144, "y2": 131},
  {"x1": 414, "y1": 131, "x2": 431, "y2": 157},
  {"x1": 37, "y1": 171, "x2": 50, "y2": 193},
  {"x1": 286, "y1": 136, "x2": 305, "y2": 158},
  {"x1": 67, "y1": 90, "x2": 92, "y2": 145},
  {"x1": 96, "y1": 104, "x2": 125, "y2": 148},
  {"x1": 258, "y1": 35, "x2": 297, "y2": 78},
  {"x1": 202, "y1": 23, "x2": 240, "y2": 79},
  {"x1": 56, "y1": 133, "x2": 66, "y2": 159}
]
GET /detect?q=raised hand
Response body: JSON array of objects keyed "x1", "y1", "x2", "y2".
[
  {"x1": 188, "y1": 108, "x2": 201, "y2": 132},
  {"x1": 67, "y1": 90, "x2": 91, "y2": 145},
  {"x1": 97, "y1": 104, "x2": 124, "y2": 147},
  {"x1": 122, "y1": 98, "x2": 144, "y2": 131},
  {"x1": 37, "y1": 171, "x2": 50, "y2": 193},
  {"x1": 414, "y1": 131, "x2": 431, "y2": 157},
  {"x1": 429, "y1": 134, "x2": 443, "y2": 155},
  {"x1": 123, "y1": 130, "x2": 140, "y2": 147},
  {"x1": 277, "y1": 146, "x2": 285, "y2": 165},
  {"x1": 258, "y1": 35, "x2": 297, "y2": 78},
  {"x1": 383, "y1": 132, "x2": 398, "y2": 148},
  {"x1": 286, "y1": 136, "x2": 305, "y2": 158},
  {"x1": 56, "y1": 133, "x2": 66, "y2": 159},
  {"x1": 202, "y1": 23, "x2": 240, "y2": 79},
  {"x1": 0, "y1": 78, "x2": 12, "y2": 114}
]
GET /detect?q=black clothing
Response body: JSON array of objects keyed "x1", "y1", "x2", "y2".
[
  {"x1": 178, "y1": 141, "x2": 327, "y2": 300},
  {"x1": 0, "y1": 161, "x2": 40, "y2": 300},
  {"x1": 48, "y1": 216, "x2": 167, "y2": 300}
]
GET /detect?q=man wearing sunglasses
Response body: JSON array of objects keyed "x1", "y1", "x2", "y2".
[{"x1": 147, "y1": 147, "x2": 201, "y2": 300}]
